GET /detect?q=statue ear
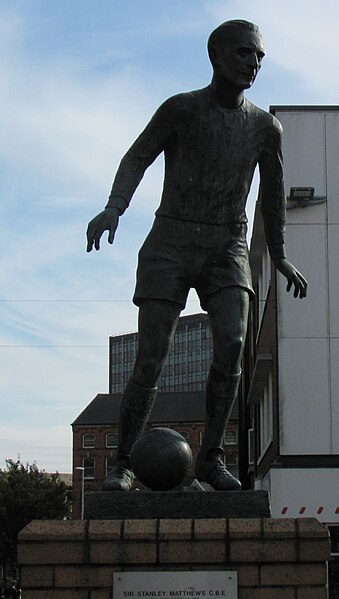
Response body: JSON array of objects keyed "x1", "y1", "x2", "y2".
[{"x1": 209, "y1": 45, "x2": 221, "y2": 70}]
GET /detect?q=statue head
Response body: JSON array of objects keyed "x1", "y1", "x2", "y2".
[{"x1": 208, "y1": 20, "x2": 265, "y2": 89}]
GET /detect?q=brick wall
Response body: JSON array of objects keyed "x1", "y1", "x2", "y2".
[{"x1": 18, "y1": 517, "x2": 330, "y2": 599}]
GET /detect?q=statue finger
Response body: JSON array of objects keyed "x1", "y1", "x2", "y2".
[
  {"x1": 296, "y1": 278, "x2": 307, "y2": 299},
  {"x1": 297, "y1": 274, "x2": 307, "y2": 298},
  {"x1": 300, "y1": 274, "x2": 308, "y2": 288},
  {"x1": 108, "y1": 227, "x2": 115, "y2": 244},
  {"x1": 86, "y1": 229, "x2": 95, "y2": 252}
]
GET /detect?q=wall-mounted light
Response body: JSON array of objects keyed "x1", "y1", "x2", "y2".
[
  {"x1": 289, "y1": 187, "x2": 314, "y2": 201},
  {"x1": 287, "y1": 187, "x2": 326, "y2": 210}
]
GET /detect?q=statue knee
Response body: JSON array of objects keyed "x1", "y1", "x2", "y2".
[
  {"x1": 213, "y1": 334, "x2": 245, "y2": 375},
  {"x1": 228, "y1": 333, "x2": 245, "y2": 364},
  {"x1": 132, "y1": 357, "x2": 163, "y2": 388}
]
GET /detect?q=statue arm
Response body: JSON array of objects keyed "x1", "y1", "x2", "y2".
[
  {"x1": 105, "y1": 111, "x2": 170, "y2": 213},
  {"x1": 87, "y1": 97, "x2": 179, "y2": 252},
  {"x1": 259, "y1": 120, "x2": 307, "y2": 299}
]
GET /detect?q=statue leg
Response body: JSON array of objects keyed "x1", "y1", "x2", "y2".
[
  {"x1": 195, "y1": 286, "x2": 249, "y2": 490},
  {"x1": 103, "y1": 299, "x2": 181, "y2": 491}
]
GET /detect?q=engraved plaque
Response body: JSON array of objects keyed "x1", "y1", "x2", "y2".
[{"x1": 113, "y1": 571, "x2": 237, "y2": 598}]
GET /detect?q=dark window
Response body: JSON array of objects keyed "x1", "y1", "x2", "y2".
[
  {"x1": 82, "y1": 434, "x2": 95, "y2": 449},
  {"x1": 106, "y1": 456, "x2": 115, "y2": 477},
  {"x1": 83, "y1": 457, "x2": 95, "y2": 479},
  {"x1": 225, "y1": 454, "x2": 238, "y2": 466},
  {"x1": 329, "y1": 526, "x2": 339, "y2": 555},
  {"x1": 224, "y1": 430, "x2": 238, "y2": 445},
  {"x1": 106, "y1": 432, "x2": 118, "y2": 448}
]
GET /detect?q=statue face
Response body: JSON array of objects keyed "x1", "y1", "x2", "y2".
[{"x1": 215, "y1": 29, "x2": 265, "y2": 90}]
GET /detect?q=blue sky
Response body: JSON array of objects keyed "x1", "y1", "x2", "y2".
[{"x1": 0, "y1": 0, "x2": 338, "y2": 473}]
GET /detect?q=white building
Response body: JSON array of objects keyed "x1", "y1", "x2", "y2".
[{"x1": 245, "y1": 106, "x2": 339, "y2": 556}]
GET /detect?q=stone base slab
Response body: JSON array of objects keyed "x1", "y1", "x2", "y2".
[{"x1": 84, "y1": 489, "x2": 271, "y2": 519}]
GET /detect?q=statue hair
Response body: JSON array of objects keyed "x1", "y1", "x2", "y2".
[{"x1": 208, "y1": 20, "x2": 262, "y2": 65}]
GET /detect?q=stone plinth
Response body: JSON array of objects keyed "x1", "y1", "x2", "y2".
[
  {"x1": 18, "y1": 517, "x2": 330, "y2": 599},
  {"x1": 84, "y1": 489, "x2": 271, "y2": 519}
]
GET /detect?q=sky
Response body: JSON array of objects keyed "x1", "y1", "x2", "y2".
[{"x1": 0, "y1": 0, "x2": 338, "y2": 473}]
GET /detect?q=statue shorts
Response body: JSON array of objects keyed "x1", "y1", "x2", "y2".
[{"x1": 133, "y1": 216, "x2": 254, "y2": 311}]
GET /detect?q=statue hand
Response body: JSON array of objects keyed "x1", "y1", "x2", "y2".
[
  {"x1": 275, "y1": 258, "x2": 307, "y2": 299},
  {"x1": 86, "y1": 207, "x2": 120, "y2": 252}
]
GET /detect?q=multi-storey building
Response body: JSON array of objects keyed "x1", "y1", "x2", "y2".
[
  {"x1": 243, "y1": 106, "x2": 339, "y2": 586},
  {"x1": 109, "y1": 312, "x2": 213, "y2": 393}
]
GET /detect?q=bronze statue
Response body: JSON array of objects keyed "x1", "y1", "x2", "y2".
[{"x1": 87, "y1": 20, "x2": 307, "y2": 491}]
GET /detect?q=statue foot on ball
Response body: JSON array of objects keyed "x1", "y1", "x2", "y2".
[
  {"x1": 103, "y1": 465, "x2": 134, "y2": 491},
  {"x1": 195, "y1": 453, "x2": 241, "y2": 491}
]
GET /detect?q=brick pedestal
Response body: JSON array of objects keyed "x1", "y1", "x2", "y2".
[{"x1": 18, "y1": 517, "x2": 330, "y2": 599}]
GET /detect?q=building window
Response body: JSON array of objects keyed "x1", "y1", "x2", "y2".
[
  {"x1": 248, "y1": 428, "x2": 255, "y2": 465},
  {"x1": 328, "y1": 526, "x2": 339, "y2": 556},
  {"x1": 179, "y1": 431, "x2": 190, "y2": 441},
  {"x1": 225, "y1": 454, "x2": 238, "y2": 466},
  {"x1": 106, "y1": 432, "x2": 118, "y2": 448},
  {"x1": 258, "y1": 248, "x2": 271, "y2": 323},
  {"x1": 224, "y1": 430, "x2": 238, "y2": 445},
  {"x1": 259, "y1": 371, "x2": 273, "y2": 458},
  {"x1": 82, "y1": 434, "x2": 95, "y2": 448},
  {"x1": 106, "y1": 456, "x2": 115, "y2": 477},
  {"x1": 200, "y1": 430, "x2": 237, "y2": 446},
  {"x1": 83, "y1": 457, "x2": 95, "y2": 479}
]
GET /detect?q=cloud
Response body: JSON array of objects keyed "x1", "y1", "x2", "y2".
[
  {"x1": 0, "y1": 423, "x2": 72, "y2": 472},
  {"x1": 0, "y1": 64, "x2": 162, "y2": 201}
]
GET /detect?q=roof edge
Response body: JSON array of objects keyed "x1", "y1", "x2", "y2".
[{"x1": 270, "y1": 105, "x2": 339, "y2": 115}]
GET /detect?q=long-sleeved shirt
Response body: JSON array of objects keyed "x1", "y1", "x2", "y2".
[{"x1": 107, "y1": 85, "x2": 286, "y2": 260}]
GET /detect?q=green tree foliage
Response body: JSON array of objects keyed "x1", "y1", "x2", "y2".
[{"x1": 0, "y1": 459, "x2": 71, "y2": 563}]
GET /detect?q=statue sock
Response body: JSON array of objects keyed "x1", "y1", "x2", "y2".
[
  {"x1": 103, "y1": 379, "x2": 157, "y2": 491},
  {"x1": 196, "y1": 369, "x2": 241, "y2": 490}
]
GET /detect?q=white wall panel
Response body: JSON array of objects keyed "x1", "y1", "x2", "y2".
[
  {"x1": 330, "y1": 338, "x2": 339, "y2": 453},
  {"x1": 326, "y1": 113, "x2": 339, "y2": 223},
  {"x1": 328, "y1": 224, "x2": 339, "y2": 337},
  {"x1": 278, "y1": 337, "x2": 330, "y2": 454},
  {"x1": 277, "y1": 224, "x2": 328, "y2": 339},
  {"x1": 285, "y1": 202, "x2": 327, "y2": 226},
  {"x1": 276, "y1": 111, "x2": 326, "y2": 198},
  {"x1": 268, "y1": 468, "x2": 339, "y2": 522}
]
